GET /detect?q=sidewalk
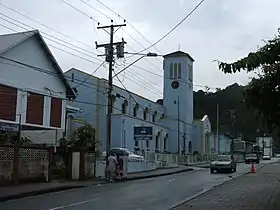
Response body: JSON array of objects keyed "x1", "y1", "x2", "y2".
[
  {"x1": 0, "y1": 166, "x2": 192, "y2": 202},
  {"x1": 174, "y1": 163, "x2": 280, "y2": 210}
]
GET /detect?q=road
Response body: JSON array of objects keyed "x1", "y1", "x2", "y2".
[{"x1": 0, "y1": 160, "x2": 276, "y2": 210}]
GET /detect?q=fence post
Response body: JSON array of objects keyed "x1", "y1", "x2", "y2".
[
  {"x1": 79, "y1": 151, "x2": 85, "y2": 180},
  {"x1": 48, "y1": 147, "x2": 54, "y2": 182},
  {"x1": 13, "y1": 146, "x2": 19, "y2": 184}
]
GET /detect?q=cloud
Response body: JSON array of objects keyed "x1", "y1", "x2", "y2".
[{"x1": 0, "y1": 0, "x2": 279, "y2": 101}]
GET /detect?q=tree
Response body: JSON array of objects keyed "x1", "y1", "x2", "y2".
[
  {"x1": 68, "y1": 124, "x2": 97, "y2": 150},
  {"x1": 217, "y1": 29, "x2": 280, "y2": 130}
]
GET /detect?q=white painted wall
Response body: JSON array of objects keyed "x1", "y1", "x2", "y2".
[
  {"x1": 0, "y1": 35, "x2": 67, "y2": 130},
  {"x1": 65, "y1": 69, "x2": 166, "y2": 152},
  {"x1": 111, "y1": 115, "x2": 168, "y2": 152},
  {"x1": 163, "y1": 55, "x2": 194, "y2": 153}
]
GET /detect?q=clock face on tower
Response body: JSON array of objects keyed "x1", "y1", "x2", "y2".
[{"x1": 171, "y1": 80, "x2": 180, "y2": 89}]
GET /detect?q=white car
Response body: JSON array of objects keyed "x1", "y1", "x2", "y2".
[
  {"x1": 263, "y1": 155, "x2": 271, "y2": 160},
  {"x1": 102, "y1": 148, "x2": 144, "y2": 161},
  {"x1": 276, "y1": 154, "x2": 280, "y2": 158}
]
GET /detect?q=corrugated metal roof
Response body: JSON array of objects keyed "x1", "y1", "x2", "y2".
[
  {"x1": 0, "y1": 30, "x2": 37, "y2": 54},
  {"x1": 0, "y1": 30, "x2": 76, "y2": 99}
]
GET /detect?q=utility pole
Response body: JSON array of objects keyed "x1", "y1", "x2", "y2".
[
  {"x1": 96, "y1": 20, "x2": 126, "y2": 179},
  {"x1": 216, "y1": 103, "x2": 219, "y2": 154},
  {"x1": 177, "y1": 96, "x2": 180, "y2": 155},
  {"x1": 229, "y1": 109, "x2": 235, "y2": 156}
]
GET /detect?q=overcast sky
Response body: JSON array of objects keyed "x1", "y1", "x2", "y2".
[{"x1": 0, "y1": 0, "x2": 279, "y2": 101}]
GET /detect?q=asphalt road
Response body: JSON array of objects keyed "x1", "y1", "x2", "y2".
[{"x1": 0, "y1": 160, "x2": 276, "y2": 210}]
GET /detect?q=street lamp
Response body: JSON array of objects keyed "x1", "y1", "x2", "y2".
[{"x1": 112, "y1": 52, "x2": 158, "y2": 79}]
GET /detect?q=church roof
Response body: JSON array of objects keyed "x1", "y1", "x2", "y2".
[{"x1": 163, "y1": 51, "x2": 195, "y2": 62}]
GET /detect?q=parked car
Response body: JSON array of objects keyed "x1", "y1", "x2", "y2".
[
  {"x1": 263, "y1": 155, "x2": 271, "y2": 160},
  {"x1": 245, "y1": 153, "x2": 260, "y2": 164},
  {"x1": 102, "y1": 147, "x2": 145, "y2": 161},
  {"x1": 276, "y1": 154, "x2": 280, "y2": 158},
  {"x1": 210, "y1": 155, "x2": 237, "y2": 173}
]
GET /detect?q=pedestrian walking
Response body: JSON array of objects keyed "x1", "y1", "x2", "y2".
[{"x1": 107, "y1": 153, "x2": 118, "y2": 182}]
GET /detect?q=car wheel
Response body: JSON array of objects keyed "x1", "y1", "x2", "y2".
[
  {"x1": 233, "y1": 167, "x2": 236, "y2": 172},
  {"x1": 210, "y1": 169, "x2": 214, "y2": 174}
]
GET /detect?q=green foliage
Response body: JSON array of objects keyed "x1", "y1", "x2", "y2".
[
  {"x1": 68, "y1": 124, "x2": 97, "y2": 149},
  {"x1": 216, "y1": 29, "x2": 280, "y2": 133},
  {"x1": 194, "y1": 84, "x2": 265, "y2": 142},
  {"x1": 0, "y1": 132, "x2": 30, "y2": 145},
  {"x1": 217, "y1": 29, "x2": 280, "y2": 73}
]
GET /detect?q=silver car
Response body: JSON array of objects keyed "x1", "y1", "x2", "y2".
[{"x1": 210, "y1": 155, "x2": 237, "y2": 173}]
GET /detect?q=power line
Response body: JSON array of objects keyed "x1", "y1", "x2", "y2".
[
  {"x1": 79, "y1": 0, "x2": 111, "y2": 20},
  {"x1": 114, "y1": 66, "x2": 163, "y2": 97},
  {"x1": 75, "y1": 0, "x2": 164, "y2": 73},
  {"x1": 0, "y1": 16, "x2": 167, "y2": 95},
  {"x1": 0, "y1": 1, "x2": 98, "y2": 52},
  {"x1": 59, "y1": 0, "x2": 98, "y2": 22},
  {"x1": 0, "y1": 14, "x2": 102, "y2": 61},
  {"x1": 94, "y1": 0, "x2": 162, "y2": 54},
  {"x1": 75, "y1": 61, "x2": 105, "y2": 88},
  {"x1": 138, "y1": 0, "x2": 206, "y2": 53},
  {"x1": 0, "y1": 22, "x2": 103, "y2": 68}
]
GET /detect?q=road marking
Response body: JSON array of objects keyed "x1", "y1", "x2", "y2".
[
  {"x1": 168, "y1": 179, "x2": 176, "y2": 183},
  {"x1": 47, "y1": 197, "x2": 101, "y2": 210}
]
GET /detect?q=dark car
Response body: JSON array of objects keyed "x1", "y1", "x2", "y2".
[
  {"x1": 245, "y1": 153, "x2": 260, "y2": 164},
  {"x1": 210, "y1": 155, "x2": 237, "y2": 173}
]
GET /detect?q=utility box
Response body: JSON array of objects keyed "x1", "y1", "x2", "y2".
[{"x1": 116, "y1": 43, "x2": 124, "y2": 58}]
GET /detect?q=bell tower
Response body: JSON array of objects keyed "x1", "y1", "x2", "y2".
[{"x1": 163, "y1": 51, "x2": 194, "y2": 154}]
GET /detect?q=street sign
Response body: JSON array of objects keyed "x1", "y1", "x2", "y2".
[
  {"x1": 0, "y1": 122, "x2": 19, "y2": 132},
  {"x1": 134, "y1": 126, "x2": 153, "y2": 140}
]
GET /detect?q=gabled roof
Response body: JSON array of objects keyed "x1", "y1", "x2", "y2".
[
  {"x1": 163, "y1": 50, "x2": 195, "y2": 62},
  {"x1": 0, "y1": 30, "x2": 76, "y2": 99}
]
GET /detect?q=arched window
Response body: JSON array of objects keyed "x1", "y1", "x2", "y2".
[
  {"x1": 155, "y1": 133, "x2": 160, "y2": 149},
  {"x1": 164, "y1": 134, "x2": 168, "y2": 151},
  {"x1": 121, "y1": 100, "x2": 128, "y2": 114},
  {"x1": 143, "y1": 107, "x2": 148, "y2": 120},
  {"x1": 174, "y1": 63, "x2": 178, "y2": 79},
  {"x1": 169, "y1": 63, "x2": 173, "y2": 79},
  {"x1": 152, "y1": 111, "x2": 157, "y2": 122},
  {"x1": 133, "y1": 103, "x2": 139, "y2": 117},
  {"x1": 178, "y1": 63, "x2": 181, "y2": 79},
  {"x1": 188, "y1": 141, "x2": 192, "y2": 153}
]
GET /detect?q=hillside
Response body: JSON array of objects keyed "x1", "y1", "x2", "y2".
[{"x1": 194, "y1": 83, "x2": 264, "y2": 142}]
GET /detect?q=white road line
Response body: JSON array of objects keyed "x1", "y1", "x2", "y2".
[
  {"x1": 47, "y1": 197, "x2": 101, "y2": 210},
  {"x1": 168, "y1": 179, "x2": 176, "y2": 183}
]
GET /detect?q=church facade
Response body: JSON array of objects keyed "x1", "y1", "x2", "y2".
[{"x1": 65, "y1": 51, "x2": 211, "y2": 154}]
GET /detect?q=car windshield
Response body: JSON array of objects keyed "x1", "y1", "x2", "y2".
[
  {"x1": 122, "y1": 148, "x2": 134, "y2": 155},
  {"x1": 247, "y1": 153, "x2": 257, "y2": 157},
  {"x1": 215, "y1": 155, "x2": 231, "y2": 161}
]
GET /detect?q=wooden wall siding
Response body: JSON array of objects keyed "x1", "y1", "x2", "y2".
[
  {"x1": 0, "y1": 84, "x2": 17, "y2": 121},
  {"x1": 26, "y1": 92, "x2": 44, "y2": 125},
  {"x1": 50, "y1": 97, "x2": 62, "y2": 128}
]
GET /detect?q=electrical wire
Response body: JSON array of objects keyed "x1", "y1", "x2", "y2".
[
  {"x1": 75, "y1": 61, "x2": 105, "y2": 88},
  {"x1": 0, "y1": 1, "x2": 98, "y2": 52},
  {"x1": 137, "y1": 0, "x2": 206, "y2": 53},
  {"x1": 0, "y1": 15, "x2": 102, "y2": 63}
]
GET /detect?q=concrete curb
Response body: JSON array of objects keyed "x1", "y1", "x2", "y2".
[
  {"x1": 170, "y1": 161, "x2": 278, "y2": 209},
  {"x1": 0, "y1": 186, "x2": 84, "y2": 202},
  {"x1": 0, "y1": 168, "x2": 193, "y2": 202},
  {"x1": 126, "y1": 168, "x2": 194, "y2": 181}
]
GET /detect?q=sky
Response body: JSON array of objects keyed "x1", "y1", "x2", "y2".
[{"x1": 0, "y1": 0, "x2": 279, "y2": 101}]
